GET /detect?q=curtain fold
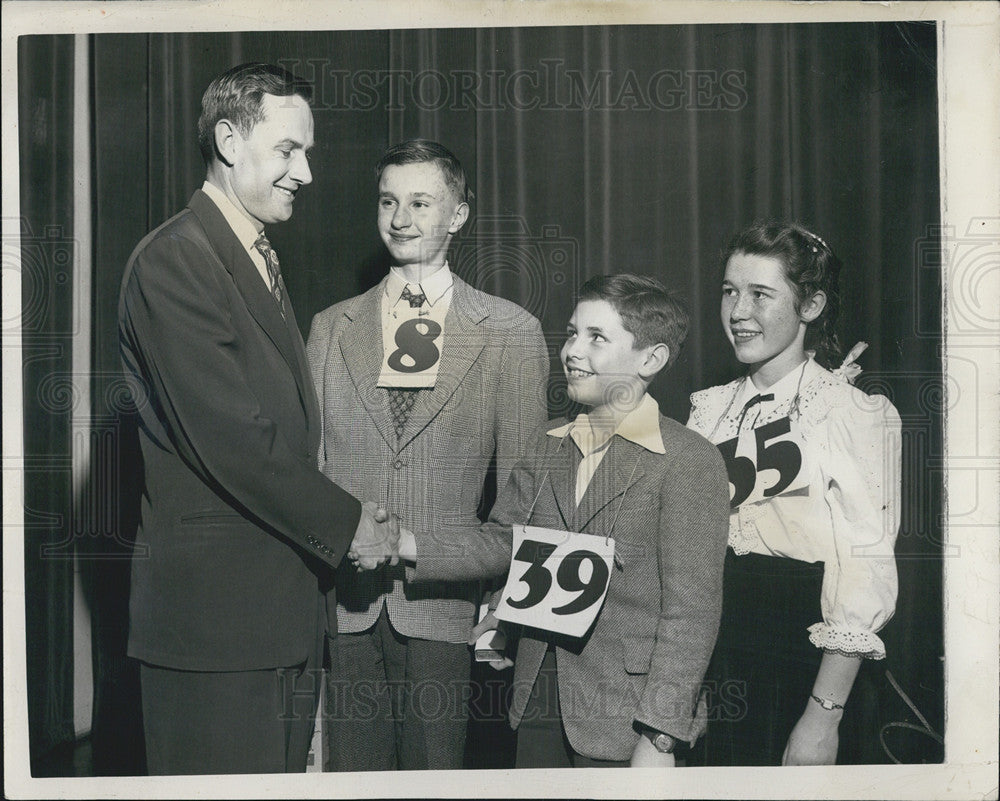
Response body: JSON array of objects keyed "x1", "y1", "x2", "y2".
[
  {"x1": 19, "y1": 33, "x2": 78, "y2": 773},
  {"x1": 20, "y1": 22, "x2": 943, "y2": 771}
]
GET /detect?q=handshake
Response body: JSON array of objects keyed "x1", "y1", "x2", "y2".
[{"x1": 346, "y1": 501, "x2": 412, "y2": 571}]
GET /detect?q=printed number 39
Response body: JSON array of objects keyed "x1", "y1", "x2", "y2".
[{"x1": 507, "y1": 540, "x2": 610, "y2": 615}]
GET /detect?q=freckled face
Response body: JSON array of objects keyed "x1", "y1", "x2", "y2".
[{"x1": 721, "y1": 252, "x2": 808, "y2": 380}]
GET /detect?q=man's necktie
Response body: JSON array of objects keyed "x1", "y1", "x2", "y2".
[
  {"x1": 737, "y1": 393, "x2": 774, "y2": 431},
  {"x1": 254, "y1": 234, "x2": 286, "y2": 319},
  {"x1": 400, "y1": 285, "x2": 426, "y2": 308}
]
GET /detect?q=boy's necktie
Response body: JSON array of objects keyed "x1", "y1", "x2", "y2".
[
  {"x1": 388, "y1": 286, "x2": 427, "y2": 437},
  {"x1": 400, "y1": 285, "x2": 426, "y2": 308}
]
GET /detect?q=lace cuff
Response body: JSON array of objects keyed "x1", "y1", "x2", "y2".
[{"x1": 807, "y1": 622, "x2": 886, "y2": 660}]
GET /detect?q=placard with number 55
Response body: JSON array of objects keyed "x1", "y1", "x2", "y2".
[{"x1": 494, "y1": 524, "x2": 616, "y2": 638}]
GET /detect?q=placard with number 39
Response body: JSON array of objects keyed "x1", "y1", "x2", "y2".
[{"x1": 494, "y1": 524, "x2": 616, "y2": 638}]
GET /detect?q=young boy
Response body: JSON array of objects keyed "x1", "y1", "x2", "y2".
[{"x1": 397, "y1": 274, "x2": 731, "y2": 767}]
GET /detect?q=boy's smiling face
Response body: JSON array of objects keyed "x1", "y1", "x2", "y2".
[{"x1": 561, "y1": 299, "x2": 657, "y2": 414}]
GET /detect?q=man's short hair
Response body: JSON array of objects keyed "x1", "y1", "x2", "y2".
[
  {"x1": 197, "y1": 62, "x2": 313, "y2": 166},
  {"x1": 375, "y1": 139, "x2": 470, "y2": 204},
  {"x1": 577, "y1": 274, "x2": 689, "y2": 370}
]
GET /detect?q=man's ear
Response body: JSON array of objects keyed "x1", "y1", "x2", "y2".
[
  {"x1": 800, "y1": 290, "x2": 827, "y2": 323},
  {"x1": 448, "y1": 201, "x2": 470, "y2": 234},
  {"x1": 639, "y1": 343, "x2": 670, "y2": 381},
  {"x1": 214, "y1": 119, "x2": 240, "y2": 167}
]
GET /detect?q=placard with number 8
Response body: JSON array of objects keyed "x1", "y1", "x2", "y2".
[{"x1": 494, "y1": 524, "x2": 616, "y2": 638}]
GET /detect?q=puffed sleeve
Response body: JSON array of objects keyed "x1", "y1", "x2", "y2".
[{"x1": 808, "y1": 393, "x2": 901, "y2": 659}]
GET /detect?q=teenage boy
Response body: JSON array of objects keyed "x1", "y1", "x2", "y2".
[
  {"x1": 306, "y1": 139, "x2": 548, "y2": 770},
  {"x1": 397, "y1": 274, "x2": 730, "y2": 767}
]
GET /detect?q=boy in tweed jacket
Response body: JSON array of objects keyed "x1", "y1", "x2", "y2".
[
  {"x1": 307, "y1": 140, "x2": 547, "y2": 771},
  {"x1": 397, "y1": 274, "x2": 730, "y2": 767}
]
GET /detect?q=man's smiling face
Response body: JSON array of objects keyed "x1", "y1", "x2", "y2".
[{"x1": 228, "y1": 92, "x2": 314, "y2": 230}]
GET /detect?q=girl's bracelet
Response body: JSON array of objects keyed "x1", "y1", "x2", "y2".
[{"x1": 810, "y1": 694, "x2": 845, "y2": 711}]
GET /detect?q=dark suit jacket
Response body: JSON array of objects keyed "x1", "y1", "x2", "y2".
[
  {"x1": 118, "y1": 189, "x2": 361, "y2": 672},
  {"x1": 415, "y1": 413, "x2": 730, "y2": 760}
]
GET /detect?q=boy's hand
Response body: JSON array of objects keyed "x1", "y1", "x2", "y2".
[
  {"x1": 468, "y1": 611, "x2": 513, "y2": 671},
  {"x1": 629, "y1": 735, "x2": 676, "y2": 768}
]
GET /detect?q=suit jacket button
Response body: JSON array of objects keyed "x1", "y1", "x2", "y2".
[{"x1": 393, "y1": 459, "x2": 405, "y2": 470}]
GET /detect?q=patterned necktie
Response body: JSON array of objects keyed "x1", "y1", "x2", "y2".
[
  {"x1": 388, "y1": 388, "x2": 421, "y2": 439},
  {"x1": 400, "y1": 285, "x2": 426, "y2": 308},
  {"x1": 254, "y1": 234, "x2": 286, "y2": 319},
  {"x1": 387, "y1": 285, "x2": 427, "y2": 437}
]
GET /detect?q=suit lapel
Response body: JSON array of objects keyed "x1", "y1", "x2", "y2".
[
  {"x1": 339, "y1": 284, "x2": 398, "y2": 450},
  {"x1": 188, "y1": 191, "x2": 302, "y2": 389},
  {"x1": 283, "y1": 299, "x2": 320, "y2": 427},
  {"x1": 575, "y1": 436, "x2": 647, "y2": 535},
  {"x1": 397, "y1": 276, "x2": 487, "y2": 450},
  {"x1": 545, "y1": 430, "x2": 578, "y2": 531}
]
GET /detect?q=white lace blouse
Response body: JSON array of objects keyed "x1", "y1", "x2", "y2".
[{"x1": 687, "y1": 356, "x2": 901, "y2": 659}]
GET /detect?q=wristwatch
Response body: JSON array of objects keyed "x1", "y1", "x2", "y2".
[{"x1": 642, "y1": 728, "x2": 677, "y2": 753}]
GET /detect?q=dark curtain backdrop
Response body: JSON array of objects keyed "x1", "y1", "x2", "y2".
[{"x1": 20, "y1": 22, "x2": 943, "y2": 773}]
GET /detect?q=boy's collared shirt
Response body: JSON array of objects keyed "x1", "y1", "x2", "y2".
[
  {"x1": 201, "y1": 181, "x2": 271, "y2": 291},
  {"x1": 547, "y1": 392, "x2": 666, "y2": 506},
  {"x1": 378, "y1": 263, "x2": 454, "y2": 388}
]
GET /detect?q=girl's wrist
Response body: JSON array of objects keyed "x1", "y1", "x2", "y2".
[{"x1": 804, "y1": 694, "x2": 845, "y2": 723}]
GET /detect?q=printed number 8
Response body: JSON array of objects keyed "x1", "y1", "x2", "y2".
[{"x1": 508, "y1": 540, "x2": 609, "y2": 616}]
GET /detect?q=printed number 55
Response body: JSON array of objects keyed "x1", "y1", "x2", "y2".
[{"x1": 718, "y1": 417, "x2": 802, "y2": 508}]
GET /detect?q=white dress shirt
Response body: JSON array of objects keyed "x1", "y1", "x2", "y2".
[
  {"x1": 688, "y1": 357, "x2": 901, "y2": 659},
  {"x1": 201, "y1": 181, "x2": 271, "y2": 290}
]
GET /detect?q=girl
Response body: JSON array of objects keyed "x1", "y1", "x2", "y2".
[{"x1": 687, "y1": 221, "x2": 901, "y2": 765}]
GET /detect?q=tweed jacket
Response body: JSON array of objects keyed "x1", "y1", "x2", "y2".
[
  {"x1": 306, "y1": 274, "x2": 548, "y2": 642},
  {"x1": 118, "y1": 190, "x2": 362, "y2": 672},
  {"x1": 415, "y1": 410, "x2": 731, "y2": 760}
]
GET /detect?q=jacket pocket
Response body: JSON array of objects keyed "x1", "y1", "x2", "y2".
[{"x1": 621, "y1": 632, "x2": 655, "y2": 675}]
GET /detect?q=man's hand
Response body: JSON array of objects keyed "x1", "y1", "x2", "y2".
[{"x1": 347, "y1": 501, "x2": 400, "y2": 570}]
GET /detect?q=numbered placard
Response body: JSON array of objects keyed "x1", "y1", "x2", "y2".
[
  {"x1": 378, "y1": 312, "x2": 443, "y2": 388},
  {"x1": 716, "y1": 416, "x2": 809, "y2": 509},
  {"x1": 494, "y1": 524, "x2": 615, "y2": 638}
]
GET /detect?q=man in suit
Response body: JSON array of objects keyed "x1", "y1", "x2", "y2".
[
  {"x1": 118, "y1": 63, "x2": 397, "y2": 775},
  {"x1": 307, "y1": 139, "x2": 549, "y2": 770}
]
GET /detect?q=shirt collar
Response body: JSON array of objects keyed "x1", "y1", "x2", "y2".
[
  {"x1": 547, "y1": 393, "x2": 666, "y2": 455},
  {"x1": 201, "y1": 181, "x2": 262, "y2": 253},
  {"x1": 385, "y1": 263, "x2": 454, "y2": 308},
  {"x1": 735, "y1": 356, "x2": 821, "y2": 408}
]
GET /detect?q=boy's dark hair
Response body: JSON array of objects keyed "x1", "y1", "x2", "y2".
[
  {"x1": 197, "y1": 62, "x2": 313, "y2": 166},
  {"x1": 721, "y1": 220, "x2": 843, "y2": 369},
  {"x1": 577, "y1": 274, "x2": 689, "y2": 370},
  {"x1": 375, "y1": 139, "x2": 471, "y2": 204}
]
